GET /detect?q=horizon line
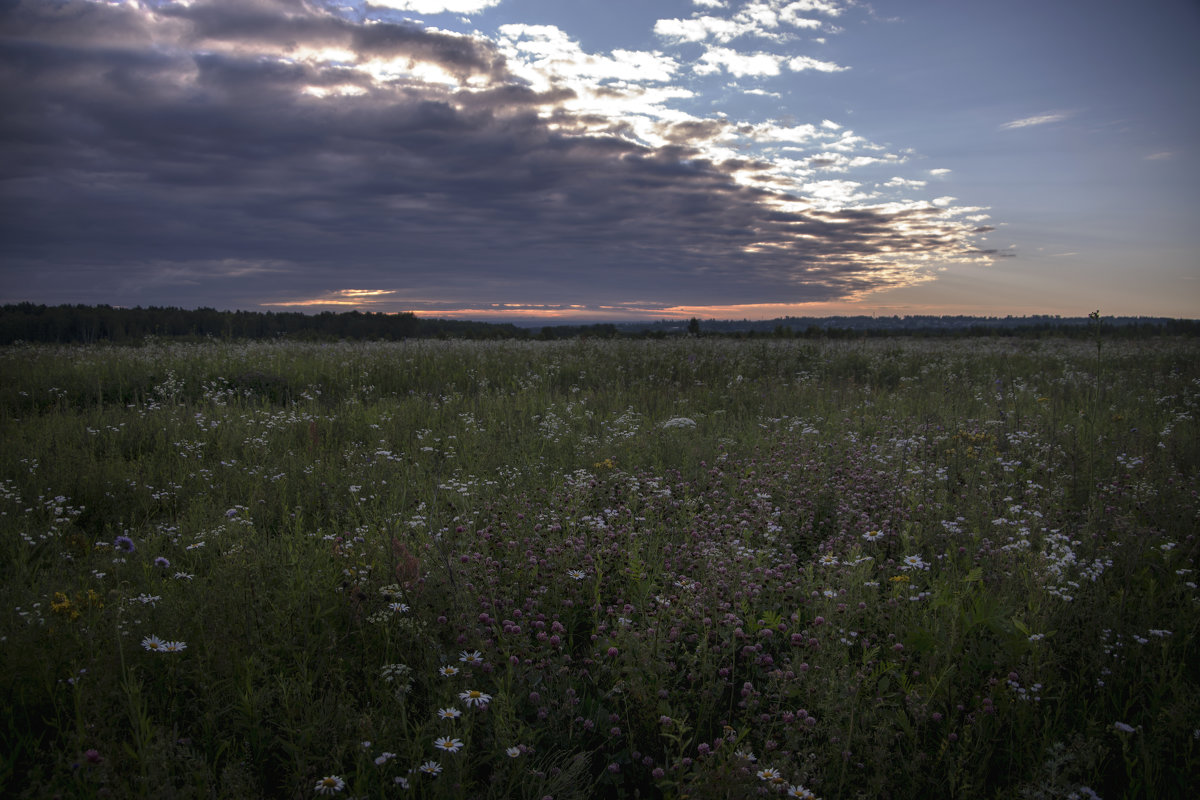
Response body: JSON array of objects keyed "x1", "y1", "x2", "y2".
[{"x1": 3, "y1": 301, "x2": 1194, "y2": 326}]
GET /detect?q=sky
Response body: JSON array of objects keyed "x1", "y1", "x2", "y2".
[{"x1": 1, "y1": 0, "x2": 1197, "y2": 322}]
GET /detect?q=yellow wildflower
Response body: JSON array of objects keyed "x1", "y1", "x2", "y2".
[{"x1": 50, "y1": 592, "x2": 79, "y2": 620}]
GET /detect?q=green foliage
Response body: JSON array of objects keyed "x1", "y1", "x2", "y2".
[{"x1": 1, "y1": 336, "x2": 1197, "y2": 799}]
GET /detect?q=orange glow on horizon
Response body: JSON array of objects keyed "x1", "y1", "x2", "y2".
[
  {"x1": 261, "y1": 289, "x2": 397, "y2": 308},
  {"x1": 403, "y1": 300, "x2": 881, "y2": 321},
  {"x1": 259, "y1": 291, "x2": 890, "y2": 320},
  {"x1": 257, "y1": 290, "x2": 1131, "y2": 322}
]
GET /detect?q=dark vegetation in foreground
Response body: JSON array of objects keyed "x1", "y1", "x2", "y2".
[
  {"x1": 2, "y1": 302, "x2": 1197, "y2": 345},
  {"x1": 1, "y1": 336, "x2": 1197, "y2": 798}
]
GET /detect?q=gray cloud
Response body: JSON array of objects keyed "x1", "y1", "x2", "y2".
[{"x1": 0, "y1": 0, "x2": 994, "y2": 313}]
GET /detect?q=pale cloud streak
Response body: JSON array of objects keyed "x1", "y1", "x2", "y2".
[
  {"x1": 1001, "y1": 112, "x2": 1072, "y2": 129},
  {"x1": 883, "y1": 177, "x2": 927, "y2": 189},
  {"x1": 787, "y1": 54, "x2": 847, "y2": 72},
  {"x1": 781, "y1": 0, "x2": 843, "y2": 15}
]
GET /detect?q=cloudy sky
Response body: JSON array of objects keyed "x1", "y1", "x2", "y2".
[{"x1": 2, "y1": 0, "x2": 1197, "y2": 321}]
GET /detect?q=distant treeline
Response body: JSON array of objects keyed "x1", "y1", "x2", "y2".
[
  {"x1": 0, "y1": 303, "x2": 525, "y2": 344},
  {"x1": 1, "y1": 303, "x2": 1196, "y2": 345},
  {"x1": 621, "y1": 314, "x2": 1200, "y2": 338}
]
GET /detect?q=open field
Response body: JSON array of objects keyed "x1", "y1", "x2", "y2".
[{"x1": 2, "y1": 336, "x2": 1197, "y2": 799}]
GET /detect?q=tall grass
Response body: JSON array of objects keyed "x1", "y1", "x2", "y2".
[{"x1": 1, "y1": 336, "x2": 1197, "y2": 798}]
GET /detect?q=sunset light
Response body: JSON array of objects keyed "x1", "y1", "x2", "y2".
[{"x1": 1, "y1": 0, "x2": 1196, "y2": 319}]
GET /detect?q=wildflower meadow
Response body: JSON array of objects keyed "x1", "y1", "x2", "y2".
[{"x1": 1, "y1": 335, "x2": 1197, "y2": 798}]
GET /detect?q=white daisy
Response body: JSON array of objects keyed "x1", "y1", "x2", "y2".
[
  {"x1": 433, "y1": 736, "x2": 463, "y2": 753},
  {"x1": 459, "y1": 689, "x2": 492, "y2": 708},
  {"x1": 314, "y1": 775, "x2": 345, "y2": 795}
]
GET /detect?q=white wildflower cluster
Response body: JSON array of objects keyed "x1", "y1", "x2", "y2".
[
  {"x1": 1115, "y1": 452, "x2": 1143, "y2": 469},
  {"x1": 15, "y1": 603, "x2": 46, "y2": 627},
  {"x1": 13, "y1": 491, "x2": 87, "y2": 548},
  {"x1": 534, "y1": 399, "x2": 592, "y2": 446},
  {"x1": 405, "y1": 502, "x2": 428, "y2": 529},
  {"x1": 1006, "y1": 676, "x2": 1043, "y2": 702},
  {"x1": 602, "y1": 407, "x2": 643, "y2": 441},
  {"x1": 0, "y1": 477, "x2": 22, "y2": 505},
  {"x1": 151, "y1": 370, "x2": 185, "y2": 406},
  {"x1": 199, "y1": 376, "x2": 239, "y2": 405},
  {"x1": 380, "y1": 663, "x2": 413, "y2": 695},
  {"x1": 1039, "y1": 530, "x2": 1111, "y2": 601},
  {"x1": 437, "y1": 475, "x2": 477, "y2": 498},
  {"x1": 372, "y1": 446, "x2": 403, "y2": 463},
  {"x1": 224, "y1": 505, "x2": 255, "y2": 529},
  {"x1": 578, "y1": 514, "x2": 608, "y2": 531},
  {"x1": 791, "y1": 418, "x2": 821, "y2": 435},
  {"x1": 563, "y1": 468, "x2": 597, "y2": 491}
]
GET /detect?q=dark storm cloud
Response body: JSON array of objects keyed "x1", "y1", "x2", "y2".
[
  {"x1": 159, "y1": 0, "x2": 508, "y2": 79},
  {"x1": 0, "y1": 0, "x2": 993, "y2": 311}
]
